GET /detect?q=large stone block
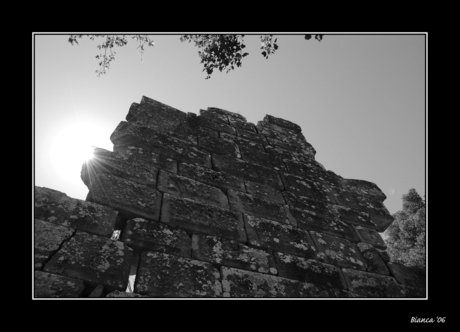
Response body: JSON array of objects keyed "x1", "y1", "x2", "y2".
[
  {"x1": 280, "y1": 173, "x2": 335, "y2": 204},
  {"x1": 122, "y1": 218, "x2": 191, "y2": 258},
  {"x1": 244, "y1": 180, "x2": 285, "y2": 204},
  {"x1": 228, "y1": 190, "x2": 287, "y2": 223},
  {"x1": 263, "y1": 114, "x2": 302, "y2": 133},
  {"x1": 342, "y1": 268, "x2": 409, "y2": 297},
  {"x1": 212, "y1": 154, "x2": 284, "y2": 189},
  {"x1": 273, "y1": 253, "x2": 346, "y2": 289},
  {"x1": 344, "y1": 179, "x2": 387, "y2": 201},
  {"x1": 160, "y1": 193, "x2": 246, "y2": 242},
  {"x1": 178, "y1": 163, "x2": 245, "y2": 193},
  {"x1": 235, "y1": 128, "x2": 269, "y2": 146},
  {"x1": 113, "y1": 145, "x2": 177, "y2": 173},
  {"x1": 221, "y1": 266, "x2": 350, "y2": 297},
  {"x1": 44, "y1": 231, "x2": 133, "y2": 291},
  {"x1": 356, "y1": 243, "x2": 389, "y2": 275},
  {"x1": 352, "y1": 225, "x2": 386, "y2": 249},
  {"x1": 85, "y1": 173, "x2": 162, "y2": 221},
  {"x1": 228, "y1": 117, "x2": 256, "y2": 132},
  {"x1": 282, "y1": 191, "x2": 335, "y2": 219},
  {"x1": 206, "y1": 107, "x2": 247, "y2": 122},
  {"x1": 192, "y1": 234, "x2": 277, "y2": 275},
  {"x1": 198, "y1": 135, "x2": 240, "y2": 158},
  {"x1": 266, "y1": 137, "x2": 315, "y2": 156},
  {"x1": 266, "y1": 146, "x2": 316, "y2": 165},
  {"x1": 283, "y1": 159, "x2": 327, "y2": 182},
  {"x1": 199, "y1": 108, "x2": 230, "y2": 123},
  {"x1": 34, "y1": 219, "x2": 75, "y2": 269},
  {"x1": 111, "y1": 121, "x2": 211, "y2": 168},
  {"x1": 238, "y1": 143, "x2": 287, "y2": 171},
  {"x1": 310, "y1": 232, "x2": 366, "y2": 270},
  {"x1": 197, "y1": 116, "x2": 236, "y2": 135},
  {"x1": 244, "y1": 214, "x2": 317, "y2": 259},
  {"x1": 81, "y1": 147, "x2": 159, "y2": 189},
  {"x1": 330, "y1": 205, "x2": 376, "y2": 229},
  {"x1": 135, "y1": 251, "x2": 222, "y2": 297},
  {"x1": 257, "y1": 121, "x2": 302, "y2": 137},
  {"x1": 157, "y1": 170, "x2": 229, "y2": 209},
  {"x1": 139, "y1": 95, "x2": 187, "y2": 120},
  {"x1": 387, "y1": 262, "x2": 426, "y2": 290},
  {"x1": 286, "y1": 207, "x2": 359, "y2": 242},
  {"x1": 34, "y1": 271, "x2": 85, "y2": 298},
  {"x1": 34, "y1": 186, "x2": 117, "y2": 237}
]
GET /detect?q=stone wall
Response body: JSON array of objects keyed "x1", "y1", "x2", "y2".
[{"x1": 34, "y1": 96, "x2": 426, "y2": 298}]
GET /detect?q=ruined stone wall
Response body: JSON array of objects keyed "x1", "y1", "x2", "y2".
[{"x1": 34, "y1": 96, "x2": 426, "y2": 298}]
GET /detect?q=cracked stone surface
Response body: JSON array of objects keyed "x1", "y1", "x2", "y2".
[{"x1": 34, "y1": 271, "x2": 85, "y2": 298}]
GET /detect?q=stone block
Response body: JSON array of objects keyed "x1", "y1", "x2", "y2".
[
  {"x1": 286, "y1": 207, "x2": 359, "y2": 242},
  {"x1": 34, "y1": 219, "x2": 75, "y2": 267},
  {"x1": 283, "y1": 159, "x2": 326, "y2": 181},
  {"x1": 387, "y1": 262, "x2": 426, "y2": 290},
  {"x1": 282, "y1": 191, "x2": 335, "y2": 219},
  {"x1": 206, "y1": 107, "x2": 247, "y2": 122},
  {"x1": 228, "y1": 117, "x2": 256, "y2": 132},
  {"x1": 199, "y1": 108, "x2": 230, "y2": 123},
  {"x1": 44, "y1": 231, "x2": 133, "y2": 291},
  {"x1": 113, "y1": 145, "x2": 177, "y2": 173},
  {"x1": 310, "y1": 231, "x2": 366, "y2": 270},
  {"x1": 330, "y1": 205, "x2": 376, "y2": 229},
  {"x1": 280, "y1": 173, "x2": 335, "y2": 204},
  {"x1": 257, "y1": 121, "x2": 302, "y2": 137},
  {"x1": 34, "y1": 271, "x2": 85, "y2": 298},
  {"x1": 85, "y1": 173, "x2": 162, "y2": 221},
  {"x1": 110, "y1": 121, "x2": 211, "y2": 168},
  {"x1": 160, "y1": 193, "x2": 246, "y2": 243},
  {"x1": 273, "y1": 253, "x2": 346, "y2": 289},
  {"x1": 228, "y1": 190, "x2": 287, "y2": 223},
  {"x1": 221, "y1": 267, "x2": 349, "y2": 297},
  {"x1": 198, "y1": 135, "x2": 240, "y2": 157},
  {"x1": 344, "y1": 179, "x2": 387, "y2": 201},
  {"x1": 356, "y1": 243, "x2": 389, "y2": 275},
  {"x1": 266, "y1": 146, "x2": 315, "y2": 165},
  {"x1": 266, "y1": 137, "x2": 315, "y2": 156},
  {"x1": 135, "y1": 251, "x2": 222, "y2": 297},
  {"x1": 81, "y1": 147, "x2": 159, "y2": 189},
  {"x1": 263, "y1": 114, "x2": 302, "y2": 133},
  {"x1": 244, "y1": 180, "x2": 285, "y2": 204},
  {"x1": 192, "y1": 234, "x2": 277, "y2": 275},
  {"x1": 157, "y1": 170, "x2": 229, "y2": 209},
  {"x1": 342, "y1": 268, "x2": 409, "y2": 297},
  {"x1": 238, "y1": 143, "x2": 287, "y2": 171},
  {"x1": 212, "y1": 154, "x2": 284, "y2": 189},
  {"x1": 106, "y1": 290, "x2": 148, "y2": 297},
  {"x1": 34, "y1": 186, "x2": 117, "y2": 237},
  {"x1": 197, "y1": 116, "x2": 236, "y2": 135},
  {"x1": 178, "y1": 163, "x2": 245, "y2": 193},
  {"x1": 235, "y1": 129, "x2": 269, "y2": 146},
  {"x1": 122, "y1": 218, "x2": 191, "y2": 258},
  {"x1": 352, "y1": 225, "x2": 386, "y2": 249},
  {"x1": 139, "y1": 95, "x2": 187, "y2": 120},
  {"x1": 244, "y1": 214, "x2": 317, "y2": 259},
  {"x1": 88, "y1": 284, "x2": 105, "y2": 298}
]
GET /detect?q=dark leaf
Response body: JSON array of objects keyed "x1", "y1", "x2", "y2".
[{"x1": 305, "y1": 35, "x2": 312, "y2": 40}]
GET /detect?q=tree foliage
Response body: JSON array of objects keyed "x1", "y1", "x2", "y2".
[
  {"x1": 68, "y1": 34, "x2": 323, "y2": 78},
  {"x1": 384, "y1": 189, "x2": 426, "y2": 271}
]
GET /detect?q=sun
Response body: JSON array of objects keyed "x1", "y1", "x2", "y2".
[{"x1": 49, "y1": 122, "x2": 110, "y2": 184}]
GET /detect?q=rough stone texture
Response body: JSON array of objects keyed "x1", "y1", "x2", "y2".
[
  {"x1": 135, "y1": 251, "x2": 222, "y2": 297},
  {"x1": 352, "y1": 225, "x2": 386, "y2": 249},
  {"x1": 34, "y1": 271, "x2": 85, "y2": 298},
  {"x1": 106, "y1": 290, "x2": 148, "y2": 297},
  {"x1": 198, "y1": 135, "x2": 240, "y2": 158},
  {"x1": 212, "y1": 154, "x2": 284, "y2": 189},
  {"x1": 238, "y1": 143, "x2": 287, "y2": 171},
  {"x1": 44, "y1": 231, "x2": 133, "y2": 291},
  {"x1": 35, "y1": 186, "x2": 117, "y2": 237},
  {"x1": 157, "y1": 170, "x2": 229, "y2": 209},
  {"x1": 273, "y1": 252, "x2": 346, "y2": 289},
  {"x1": 113, "y1": 145, "x2": 178, "y2": 173},
  {"x1": 280, "y1": 173, "x2": 335, "y2": 204},
  {"x1": 221, "y1": 267, "x2": 350, "y2": 297},
  {"x1": 263, "y1": 114, "x2": 302, "y2": 133},
  {"x1": 228, "y1": 117, "x2": 256, "y2": 132},
  {"x1": 387, "y1": 262, "x2": 426, "y2": 290},
  {"x1": 34, "y1": 219, "x2": 75, "y2": 269},
  {"x1": 286, "y1": 206, "x2": 359, "y2": 242},
  {"x1": 342, "y1": 268, "x2": 409, "y2": 297},
  {"x1": 85, "y1": 173, "x2": 162, "y2": 221},
  {"x1": 179, "y1": 162, "x2": 245, "y2": 193},
  {"x1": 244, "y1": 180, "x2": 285, "y2": 204},
  {"x1": 310, "y1": 231, "x2": 366, "y2": 270},
  {"x1": 282, "y1": 191, "x2": 335, "y2": 219},
  {"x1": 88, "y1": 284, "x2": 105, "y2": 298},
  {"x1": 235, "y1": 128, "x2": 269, "y2": 146},
  {"x1": 282, "y1": 159, "x2": 326, "y2": 181},
  {"x1": 121, "y1": 218, "x2": 191, "y2": 258},
  {"x1": 330, "y1": 205, "x2": 376, "y2": 229},
  {"x1": 81, "y1": 147, "x2": 159, "y2": 189},
  {"x1": 266, "y1": 137, "x2": 315, "y2": 156},
  {"x1": 192, "y1": 234, "x2": 277, "y2": 275},
  {"x1": 200, "y1": 108, "x2": 231, "y2": 123},
  {"x1": 244, "y1": 214, "x2": 317, "y2": 259},
  {"x1": 161, "y1": 193, "x2": 246, "y2": 243},
  {"x1": 357, "y1": 243, "x2": 389, "y2": 275},
  {"x1": 111, "y1": 121, "x2": 211, "y2": 168},
  {"x1": 228, "y1": 190, "x2": 287, "y2": 223}
]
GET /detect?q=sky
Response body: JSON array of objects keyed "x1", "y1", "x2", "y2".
[{"x1": 34, "y1": 33, "x2": 426, "y2": 225}]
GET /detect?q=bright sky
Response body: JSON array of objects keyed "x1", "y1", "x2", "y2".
[{"x1": 34, "y1": 33, "x2": 426, "y2": 221}]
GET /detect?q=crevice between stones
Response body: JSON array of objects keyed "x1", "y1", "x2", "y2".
[{"x1": 40, "y1": 228, "x2": 78, "y2": 271}]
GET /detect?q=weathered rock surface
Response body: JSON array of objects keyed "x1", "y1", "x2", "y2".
[
  {"x1": 34, "y1": 186, "x2": 117, "y2": 237},
  {"x1": 280, "y1": 173, "x2": 334, "y2": 203},
  {"x1": 387, "y1": 262, "x2": 426, "y2": 290},
  {"x1": 244, "y1": 180, "x2": 285, "y2": 204},
  {"x1": 157, "y1": 170, "x2": 229, "y2": 209},
  {"x1": 113, "y1": 145, "x2": 177, "y2": 173},
  {"x1": 44, "y1": 231, "x2": 133, "y2": 291},
  {"x1": 106, "y1": 290, "x2": 148, "y2": 297},
  {"x1": 228, "y1": 190, "x2": 287, "y2": 223},
  {"x1": 282, "y1": 191, "x2": 335, "y2": 219},
  {"x1": 34, "y1": 271, "x2": 85, "y2": 298},
  {"x1": 88, "y1": 284, "x2": 105, "y2": 298},
  {"x1": 238, "y1": 143, "x2": 286, "y2": 170},
  {"x1": 135, "y1": 251, "x2": 222, "y2": 297},
  {"x1": 273, "y1": 253, "x2": 346, "y2": 289},
  {"x1": 342, "y1": 268, "x2": 409, "y2": 297},
  {"x1": 263, "y1": 114, "x2": 302, "y2": 133},
  {"x1": 198, "y1": 134, "x2": 240, "y2": 158},
  {"x1": 357, "y1": 243, "x2": 389, "y2": 275},
  {"x1": 122, "y1": 218, "x2": 191, "y2": 258},
  {"x1": 192, "y1": 234, "x2": 277, "y2": 275},
  {"x1": 161, "y1": 194, "x2": 246, "y2": 242},
  {"x1": 310, "y1": 231, "x2": 366, "y2": 270},
  {"x1": 85, "y1": 173, "x2": 162, "y2": 221},
  {"x1": 352, "y1": 225, "x2": 386, "y2": 249},
  {"x1": 330, "y1": 205, "x2": 376, "y2": 229},
  {"x1": 244, "y1": 214, "x2": 317, "y2": 259},
  {"x1": 34, "y1": 219, "x2": 75, "y2": 269}
]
